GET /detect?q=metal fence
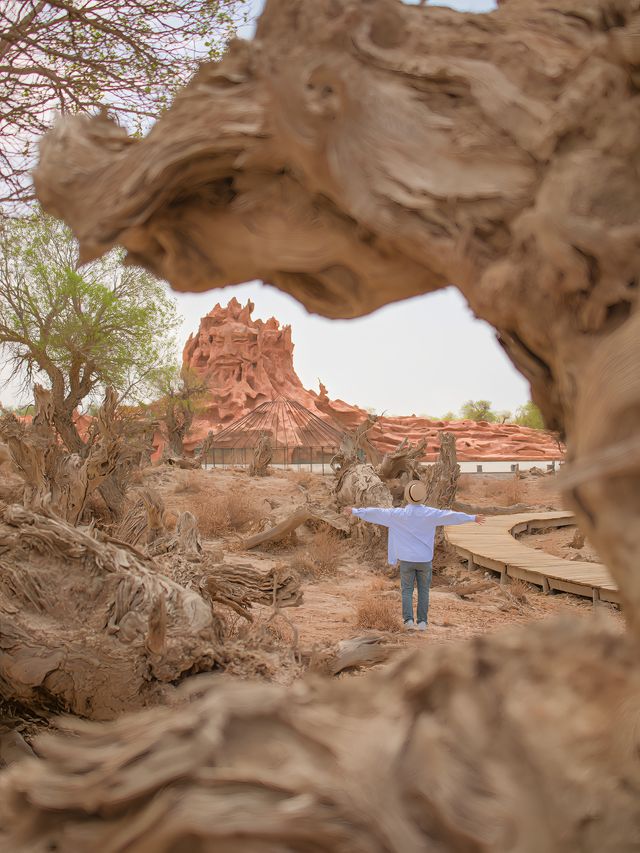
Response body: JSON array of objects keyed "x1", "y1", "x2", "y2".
[{"x1": 204, "y1": 445, "x2": 338, "y2": 473}]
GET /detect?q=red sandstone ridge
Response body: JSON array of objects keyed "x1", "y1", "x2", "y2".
[{"x1": 183, "y1": 299, "x2": 563, "y2": 462}]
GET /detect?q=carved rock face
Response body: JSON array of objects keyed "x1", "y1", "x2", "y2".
[
  {"x1": 183, "y1": 297, "x2": 316, "y2": 425},
  {"x1": 183, "y1": 298, "x2": 562, "y2": 462}
]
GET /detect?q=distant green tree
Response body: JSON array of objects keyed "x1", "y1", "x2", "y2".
[
  {"x1": 0, "y1": 212, "x2": 180, "y2": 452},
  {"x1": 441, "y1": 411, "x2": 457, "y2": 421},
  {"x1": 460, "y1": 400, "x2": 497, "y2": 422},
  {"x1": 514, "y1": 401, "x2": 545, "y2": 430},
  {"x1": 148, "y1": 365, "x2": 208, "y2": 457}
]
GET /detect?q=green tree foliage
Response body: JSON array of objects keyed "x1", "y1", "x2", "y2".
[
  {"x1": 148, "y1": 364, "x2": 208, "y2": 456},
  {"x1": 514, "y1": 400, "x2": 545, "y2": 430},
  {"x1": 460, "y1": 400, "x2": 497, "y2": 422},
  {"x1": 0, "y1": 0, "x2": 246, "y2": 203},
  {"x1": 0, "y1": 212, "x2": 180, "y2": 450}
]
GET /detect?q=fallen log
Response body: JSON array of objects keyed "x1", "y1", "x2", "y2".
[
  {"x1": 307, "y1": 635, "x2": 400, "y2": 676},
  {"x1": 242, "y1": 507, "x2": 348, "y2": 550},
  {"x1": 201, "y1": 561, "x2": 303, "y2": 616},
  {"x1": 448, "y1": 581, "x2": 497, "y2": 598}
]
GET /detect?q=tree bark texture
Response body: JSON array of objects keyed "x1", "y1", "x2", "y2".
[
  {"x1": 0, "y1": 386, "x2": 122, "y2": 524},
  {"x1": 34, "y1": 0, "x2": 640, "y2": 624},
  {"x1": 421, "y1": 431, "x2": 460, "y2": 509},
  {"x1": 0, "y1": 504, "x2": 224, "y2": 720},
  {"x1": 2, "y1": 618, "x2": 639, "y2": 852},
  {"x1": 376, "y1": 437, "x2": 427, "y2": 483},
  {"x1": 249, "y1": 433, "x2": 273, "y2": 476}
]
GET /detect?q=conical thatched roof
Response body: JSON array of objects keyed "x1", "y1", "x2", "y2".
[{"x1": 211, "y1": 397, "x2": 345, "y2": 450}]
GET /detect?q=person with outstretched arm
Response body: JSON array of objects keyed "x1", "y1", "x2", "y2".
[{"x1": 343, "y1": 481, "x2": 485, "y2": 631}]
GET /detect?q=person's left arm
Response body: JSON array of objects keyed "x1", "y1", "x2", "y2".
[{"x1": 426, "y1": 508, "x2": 486, "y2": 526}]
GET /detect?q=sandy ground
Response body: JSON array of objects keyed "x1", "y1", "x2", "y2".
[{"x1": 153, "y1": 466, "x2": 623, "y2": 657}]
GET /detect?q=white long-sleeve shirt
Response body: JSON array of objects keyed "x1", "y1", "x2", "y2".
[{"x1": 352, "y1": 504, "x2": 476, "y2": 564}]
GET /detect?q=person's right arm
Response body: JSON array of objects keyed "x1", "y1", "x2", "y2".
[{"x1": 342, "y1": 507, "x2": 400, "y2": 527}]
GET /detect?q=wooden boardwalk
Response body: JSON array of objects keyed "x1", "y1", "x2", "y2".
[{"x1": 445, "y1": 511, "x2": 619, "y2": 605}]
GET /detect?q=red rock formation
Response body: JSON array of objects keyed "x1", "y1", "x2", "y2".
[
  {"x1": 184, "y1": 297, "x2": 318, "y2": 421},
  {"x1": 184, "y1": 299, "x2": 563, "y2": 461}
]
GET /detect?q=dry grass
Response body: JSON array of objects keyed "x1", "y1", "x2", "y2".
[
  {"x1": 508, "y1": 578, "x2": 530, "y2": 603},
  {"x1": 179, "y1": 486, "x2": 265, "y2": 538},
  {"x1": 288, "y1": 470, "x2": 316, "y2": 488},
  {"x1": 356, "y1": 587, "x2": 401, "y2": 632},
  {"x1": 484, "y1": 476, "x2": 524, "y2": 506},
  {"x1": 290, "y1": 529, "x2": 343, "y2": 580},
  {"x1": 173, "y1": 472, "x2": 204, "y2": 495}
]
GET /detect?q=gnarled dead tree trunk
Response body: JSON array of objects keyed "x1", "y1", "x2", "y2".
[
  {"x1": 249, "y1": 433, "x2": 273, "y2": 476},
  {"x1": 0, "y1": 386, "x2": 122, "y2": 524},
  {"x1": 0, "y1": 504, "x2": 224, "y2": 720},
  {"x1": 2, "y1": 618, "x2": 639, "y2": 852},
  {"x1": 376, "y1": 436, "x2": 427, "y2": 482},
  {"x1": 422, "y1": 431, "x2": 460, "y2": 509},
  {"x1": 377, "y1": 436, "x2": 428, "y2": 504},
  {"x1": 33, "y1": 0, "x2": 640, "y2": 627}
]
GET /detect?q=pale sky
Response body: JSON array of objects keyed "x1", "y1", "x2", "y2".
[{"x1": 3, "y1": 0, "x2": 532, "y2": 418}]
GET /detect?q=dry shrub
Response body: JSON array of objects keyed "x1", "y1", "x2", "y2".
[
  {"x1": 509, "y1": 578, "x2": 530, "y2": 603},
  {"x1": 356, "y1": 588, "x2": 401, "y2": 632},
  {"x1": 195, "y1": 487, "x2": 264, "y2": 538},
  {"x1": 173, "y1": 473, "x2": 203, "y2": 495},
  {"x1": 291, "y1": 529, "x2": 343, "y2": 579},
  {"x1": 499, "y1": 577, "x2": 533, "y2": 613},
  {"x1": 484, "y1": 476, "x2": 524, "y2": 506},
  {"x1": 290, "y1": 470, "x2": 315, "y2": 488}
]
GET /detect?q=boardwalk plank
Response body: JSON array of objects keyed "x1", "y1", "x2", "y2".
[{"x1": 445, "y1": 511, "x2": 618, "y2": 603}]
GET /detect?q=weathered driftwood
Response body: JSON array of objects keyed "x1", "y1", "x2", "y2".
[
  {"x1": 248, "y1": 433, "x2": 273, "y2": 477},
  {"x1": 148, "y1": 511, "x2": 203, "y2": 561},
  {"x1": 307, "y1": 635, "x2": 399, "y2": 676},
  {"x1": 447, "y1": 580, "x2": 497, "y2": 598},
  {"x1": 201, "y1": 561, "x2": 303, "y2": 617},
  {"x1": 376, "y1": 436, "x2": 427, "y2": 482},
  {"x1": 242, "y1": 506, "x2": 348, "y2": 550},
  {"x1": 333, "y1": 463, "x2": 392, "y2": 510},
  {"x1": 115, "y1": 488, "x2": 167, "y2": 548},
  {"x1": 0, "y1": 504, "x2": 224, "y2": 719},
  {"x1": 330, "y1": 414, "x2": 380, "y2": 476},
  {"x1": 164, "y1": 455, "x2": 201, "y2": 470},
  {"x1": 0, "y1": 386, "x2": 122, "y2": 524},
  {"x1": 2, "y1": 619, "x2": 639, "y2": 852},
  {"x1": 0, "y1": 728, "x2": 34, "y2": 770},
  {"x1": 33, "y1": 0, "x2": 640, "y2": 627},
  {"x1": 421, "y1": 432, "x2": 460, "y2": 509}
]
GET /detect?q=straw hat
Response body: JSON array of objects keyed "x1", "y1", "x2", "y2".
[{"x1": 404, "y1": 480, "x2": 427, "y2": 504}]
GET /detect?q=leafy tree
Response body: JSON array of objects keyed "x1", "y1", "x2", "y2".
[
  {"x1": 460, "y1": 400, "x2": 497, "y2": 422},
  {"x1": 148, "y1": 365, "x2": 208, "y2": 457},
  {"x1": 496, "y1": 410, "x2": 512, "y2": 424},
  {"x1": 0, "y1": 212, "x2": 180, "y2": 452},
  {"x1": 0, "y1": 0, "x2": 246, "y2": 203},
  {"x1": 441, "y1": 411, "x2": 457, "y2": 421},
  {"x1": 514, "y1": 400, "x2": 545, "y2": 430}
]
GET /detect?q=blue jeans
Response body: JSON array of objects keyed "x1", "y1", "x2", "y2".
[{"x1": 399, "y1": 561, "x2": 432, "y2": 624}]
